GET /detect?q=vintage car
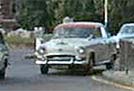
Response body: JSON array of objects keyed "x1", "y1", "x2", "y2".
[
  {"x1": 35, "y1": 22, "x2": 115, "y2": 75},
  {"x1": 0, "y1": 32, "x2": 9, "y2": 79},
  {"x1": 113, "y1": 23, "x2": 134, "y2": 49}
]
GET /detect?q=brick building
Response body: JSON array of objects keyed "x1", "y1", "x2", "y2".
[{"x1": 0, "y1": 0, "x2": 16, "y2": 30}]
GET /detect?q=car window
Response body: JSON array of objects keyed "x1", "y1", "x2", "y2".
[
  {"x1": 119, "y1": 26, "x2": 134, "y2": 34},
  {"x1": 53, "y1": 27, "x2": 102, "y2": 39},
  {"x1": 92, "y1": 27, "x2": 102, "y2": 38}
]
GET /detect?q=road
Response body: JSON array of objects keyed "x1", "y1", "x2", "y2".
[{"x1": 0, "y1": 48, "x2": 129, "y2": 91}]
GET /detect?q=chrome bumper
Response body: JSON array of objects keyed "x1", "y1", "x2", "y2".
[
  {"x1": 35, "y1": 60, "x2": 88, "y2": 65},
  {"x1": 35, "y1": 53, "x2": 87, "y2": 65}
]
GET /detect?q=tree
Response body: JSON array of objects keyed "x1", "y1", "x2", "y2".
[
  {"x1": 17, "y1": 0, "x2": 98, "y2": 30},
  {"x1": 93, "y1": 0, "x2": 134, "y2": 34},
  {"x1": 17, "y1": 0, "x2": 134, "y2": 34},
  {"x1": 107, "y1": 0, "x2": 134, "y2": 34},
  {"x1": 54, "y1": 0, "x2": 97, "y2": 22},
  {"x1": 17, "y1": 0, "x2": 50, "y2": 30}
]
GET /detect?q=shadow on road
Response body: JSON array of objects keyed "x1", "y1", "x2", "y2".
[{"x1": 47, "y1": 69, "x2": 104, "y2": 76}]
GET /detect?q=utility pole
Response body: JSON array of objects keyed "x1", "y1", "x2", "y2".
[{"x1": 104, "y1": 0, "x2": 108, "y2": 28}]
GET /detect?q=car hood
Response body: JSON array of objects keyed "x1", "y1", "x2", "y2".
[
  {"x1": 43, "y1": 38, "x2": 92, "y2": 48},
  {"x1": 40, "y1": 38, "x2": 96, "y2": 55}
]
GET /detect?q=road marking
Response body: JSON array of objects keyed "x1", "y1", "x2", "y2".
[{"x1": 92, "y1": 76, "x2": 134, "y2": 91}]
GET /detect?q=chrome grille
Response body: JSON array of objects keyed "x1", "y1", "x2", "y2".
[{"x1": 47, "y1": 55, "x2": 74, "y2": 61}]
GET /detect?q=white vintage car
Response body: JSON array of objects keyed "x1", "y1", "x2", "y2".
[{"x1": 35, "y1": 22, "x2": 115, "y2": 75}]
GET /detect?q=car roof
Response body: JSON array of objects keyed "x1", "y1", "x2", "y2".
[
  {"x1": 118, "y1": 23, "x2": 134, "y2": 35},
  {"x1": 122, "y1": 23, "x2": 134, "y2": 27},
  {"x1": 120, "y1": 23, "x2": 134, "y2": 31},
  {"x1": 55, "y1": 22, "x2": 104, "y2": 30}
]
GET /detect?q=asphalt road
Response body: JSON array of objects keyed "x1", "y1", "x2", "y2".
[{"x1": 0, "y1": 48, "x2": 129, "y2": 91}]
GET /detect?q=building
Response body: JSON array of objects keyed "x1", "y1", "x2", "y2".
[
  {"x1": 0, "y1": 0, "x2": 16, "y2": 30},
  {"x1": 0, "y1": 0, "x2": 13, "y2": 19}
]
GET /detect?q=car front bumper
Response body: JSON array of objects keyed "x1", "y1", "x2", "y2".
[
  {"x1": 35, "y1": 59, "x2": 88, "y2": 65},
  {"x1": 35, "y1": 53, "x2": 88, "y2": 65}
]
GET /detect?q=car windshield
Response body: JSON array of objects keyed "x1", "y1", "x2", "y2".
[
  {"x1": 119, "y1": 26, "x2": 134, "y2": 35},
  {"x1": 53, "y1": 27, "x2": 102, "y2": 39}
]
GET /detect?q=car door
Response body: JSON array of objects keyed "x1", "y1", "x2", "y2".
[
  {"x1": 91, "y1": 27, "x2": 110, "y2": 65},
  {"x1": 91, "y1": 38, "x2": 109, "y2": 65}
]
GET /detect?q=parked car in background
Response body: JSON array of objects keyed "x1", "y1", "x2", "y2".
[
  {"x1": 0, "y1": 32, "x2": 9, "y2": 79},
  {"x1": 113, "y1": 23, "x2": 134, "y2": 49},
  {"x1": 35, "y1": 22, "x2": 116, "y2": 75}
]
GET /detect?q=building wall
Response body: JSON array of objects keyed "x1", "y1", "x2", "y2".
[
  {"x1": 0, "y1": 0, "x2": 17, "y2": 30},
  {"x1": 0, "y1": 0, "x2": 13, "y2": 19}
]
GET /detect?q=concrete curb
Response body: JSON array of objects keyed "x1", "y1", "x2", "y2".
[
  {"x1": 102, "y1": 71, "x2": 134, "y2": 87},
  {"x1": 92, "y1": 76, "x2": 134, "y2": 90}
]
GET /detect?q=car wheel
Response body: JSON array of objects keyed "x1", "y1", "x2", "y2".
[
  {"x1": 106, "y1": 63, "x2": 113, "y2": 70},
  {"x1": 40, "y1": 64, "x2": 49, "y2": 74},
  {"x1": 0, "y1": 69, "x2": 5, "y2": 80},
  {"x1": 106, "y1": 54, "x2": 116, "y2": 70},
  {"x1": 84, "y1": 53, "x2": 95, "y2": 75},
  {"x1": 4, "y1": 59, "x2": 8, "y2": 68}
]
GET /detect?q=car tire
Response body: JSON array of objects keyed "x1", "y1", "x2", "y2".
[
  {"x1": 4, "y1": 59, "x2": 8, "y2": 68},
  {"x1": 84, "y1": 53, "x2": 95, "y2": 75},
  {"x1": 106, "y1": 54, "x2": 116, "y2": 70},
  {"x1": 106, "y1": 63, "x2": 113, "y2": 70},
  {"x1": 40, "y1": 64, "x2": 49, "y2": 74}
]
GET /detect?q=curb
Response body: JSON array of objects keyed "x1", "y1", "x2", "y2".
[
  {"x1": 92, "y1": 76, "x2": 134, "y2": 91},
  {"x1": 102, "y1": 71, "x2": 134, "y2": 87}
]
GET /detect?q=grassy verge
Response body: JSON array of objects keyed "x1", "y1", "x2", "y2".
[
  {"x1": 4, "y1": 34, "x2": 53, "y2": 48},
  {"x1": 5, "y1": 35, "x2": 34, "y2": 48}
]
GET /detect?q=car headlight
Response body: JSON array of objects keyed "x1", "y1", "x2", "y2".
[
  {"x1": 77, "y1": 47, "x2": 85, "y2": 54},
  {"x1": 38, "y1": 47, "x2": 46, "y2": 54}
]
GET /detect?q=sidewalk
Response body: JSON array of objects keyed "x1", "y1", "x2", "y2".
[{"x1": 103, "y1": 70, "x2": 134, "y2": 86}]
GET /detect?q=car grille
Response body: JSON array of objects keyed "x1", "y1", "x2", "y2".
[{"x1": 47, "y1": 55, "x2": 75, "y2": 62}]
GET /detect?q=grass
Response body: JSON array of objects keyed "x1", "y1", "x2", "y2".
[
  {"x1": 5, "y1": 35, "x2": 34, "y2": 48},
  {"x1": 4, "y1": 34, "x2": 53, "y2": 48}
]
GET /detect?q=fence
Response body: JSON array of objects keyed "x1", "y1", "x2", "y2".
[{"x1": 119, "y1": 39, "x2": 134, "y2": 71}]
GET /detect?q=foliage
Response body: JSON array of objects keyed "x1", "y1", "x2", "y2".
[
  {"x1": 17, "y1": 0, "x2": 99, "y2": 30},
  {"x1": 109, "y1": 0, "x2": 134, "y2": 34},
  {"x1": 17, "y1": 0, "x2": 50, "y2": 30},
  {"x1": 94, "y1": 0, "x2": 134, "y2": 34},
  {"x1": 16, "y1": 0, "x2": 134, "y2": 34}
]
